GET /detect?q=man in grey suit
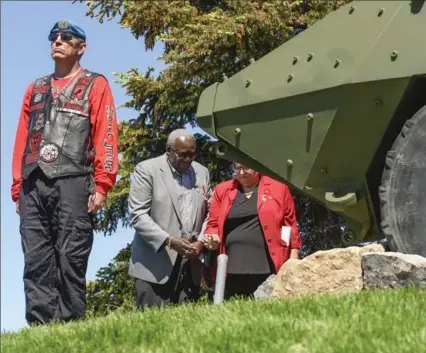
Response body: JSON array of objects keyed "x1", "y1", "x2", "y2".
[{"x1": 128, "y1": 129, "x2": 212, "y2": 308}]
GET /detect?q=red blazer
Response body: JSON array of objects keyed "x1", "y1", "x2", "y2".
[{"x1": 205, "y1": 176, "x2": 302, "y2": 274}]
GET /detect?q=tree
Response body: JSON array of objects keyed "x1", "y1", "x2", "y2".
[
  {"x1": 86, "y1": 243, "x2": 135, "y2": 317},
  {"x1": 77, "y1": 0, "x2": 352, "y2": 315}
]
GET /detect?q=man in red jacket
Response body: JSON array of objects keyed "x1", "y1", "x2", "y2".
[{"x1": 11, "y1": 19, "x2": 119, "y2": 326}]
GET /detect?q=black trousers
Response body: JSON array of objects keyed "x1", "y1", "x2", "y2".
[
  {"x1": 225, "y1": 273, "x2": 271, "y2": 300},
  {"x1": 135, "y1": 256, "x2": 201, "y2": 310},
  {"x1": 19, "y1": 168, "x2": 94, "y2": 326}
]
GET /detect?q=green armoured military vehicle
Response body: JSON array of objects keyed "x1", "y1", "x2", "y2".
[{"x1": 196, "y1": 0, "x2": 426, "y2": 257}]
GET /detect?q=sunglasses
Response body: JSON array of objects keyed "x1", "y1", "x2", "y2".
[{"x1": 48, "y1": 32, "x2": 75, "y2": 42}]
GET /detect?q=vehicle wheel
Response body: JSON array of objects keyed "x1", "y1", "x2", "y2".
[{"x1": 379, "y1": 104, "x2": 426, "y2": 257}]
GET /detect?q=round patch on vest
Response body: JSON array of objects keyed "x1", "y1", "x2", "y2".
[{"x1": 39, "y1": 143, "x2": 59, "y2": 163}]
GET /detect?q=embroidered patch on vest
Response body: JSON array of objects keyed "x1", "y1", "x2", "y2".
[
  {"x1": 33, "y1": 85, "x2": 50, "y2": 94},
  {"x1": 35, "y1": 77, "x2": 48, "y2": 88},
  {"x1": 64, "y1": 102, "x2": 83, "y2": 111},
  {"x1": 77, "y1": 77, "x2": 92, "y2": 86},
  {"x1": 56, "y1": 102, "x2": 89, "y2": 117},
  {"x1": 30, "y1": 103, "x2": 45, "y2": 112},
  {"x1": 39, "y1": 143, "x2": 59, "y2": 163},
  {"x1": 34, "y1": 93, "x2": 43, "y2": 103},
  {"x1": 34, "y1": 112, "x2": 45, "y2": 130},
  {"x1": 30, "y1": 133, "x2": 43, "y2": 152},
  {"x1": 71, "y1": 85, "x2": 86, "y2": 101}
]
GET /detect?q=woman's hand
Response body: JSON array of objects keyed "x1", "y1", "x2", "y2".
[
  {"x1": 290, "y1": 248, "x2": 299, "y2": 259},
  {"x1": 202, "y1": 234, "x2": 220, "y2": 251}
]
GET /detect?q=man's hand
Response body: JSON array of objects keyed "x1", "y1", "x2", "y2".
[
  {"x1": 88, "y1": 192, "x2": 106, "y2": 214},
  {"x1": 202, "y1": 234, "x2": 220, "y2": 251},
  {"x1": 186, "y1": 241, "x2": 204, "y2": 259},
  {"x1": 16, "y1": 202, "x2": 20, "y2": 215},
  {"x1": 168, "y1": 237, "x2": 198, "y2": 257}
]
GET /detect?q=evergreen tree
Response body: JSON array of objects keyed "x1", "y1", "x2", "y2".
[{"x1": 76, "y1": 0, "x2": 351, "y2": 316}]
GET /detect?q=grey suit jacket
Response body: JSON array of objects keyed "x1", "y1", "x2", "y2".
[{"x1": 128, "y1": 153, "x2": 212, "y2": 285}]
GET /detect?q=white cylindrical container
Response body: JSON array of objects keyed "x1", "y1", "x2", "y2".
[{"x1": 213, "y1": 254, "x2": 228, "y2": 305}]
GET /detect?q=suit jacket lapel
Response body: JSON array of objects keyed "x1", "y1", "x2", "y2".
[
  {"x1": 192, "y1": 168, "x2": 200, "y2": 222},
  {"x1": 190, "y1": 165, "x2": 211, "y2": 232},
  {"x1": 160, "y1": 155, "x2": 182, "y2": 223}
]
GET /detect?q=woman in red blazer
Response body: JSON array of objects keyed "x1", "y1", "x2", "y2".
[{"x1": 202, "y1": 162, "x2": 302, "y2": 299}]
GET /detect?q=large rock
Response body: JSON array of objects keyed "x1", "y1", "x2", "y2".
[
  {"x1": 362, "y1": 252, "x2": 426, "y2": 289},
  {"x1": 253, "y1": 274, "x2": 276, "y2": 300},
  {"x1": 271, "y1": 243, "x2": 385, "y2": 299}
]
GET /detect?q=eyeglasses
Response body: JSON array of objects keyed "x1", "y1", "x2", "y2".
[
  {"x1": 233, "y1": 165, "x2": 254, "y2": 173},
  {"x1": 171, "y1": 147, "x2": 197, "y2": 160},
  {"x1": 48, "y1": 32, "x2": 74, "y2": 42}
]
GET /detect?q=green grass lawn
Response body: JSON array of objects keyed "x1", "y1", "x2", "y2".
[{"x1": 2, "y1": 287, "x2": 425, "y2": 353}]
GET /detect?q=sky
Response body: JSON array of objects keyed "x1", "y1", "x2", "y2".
[{"x1": 1, "y1": 0, "x2": 204, "y2": 333}]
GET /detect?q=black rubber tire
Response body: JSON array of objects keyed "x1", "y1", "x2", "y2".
[{"x1": 379, "y1": 104, "x2": 426, "y2": 257}]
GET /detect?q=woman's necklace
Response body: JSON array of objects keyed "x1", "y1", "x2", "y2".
[{"x1": 243, "y1": 186, "x2": 255, "y2": 199}]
